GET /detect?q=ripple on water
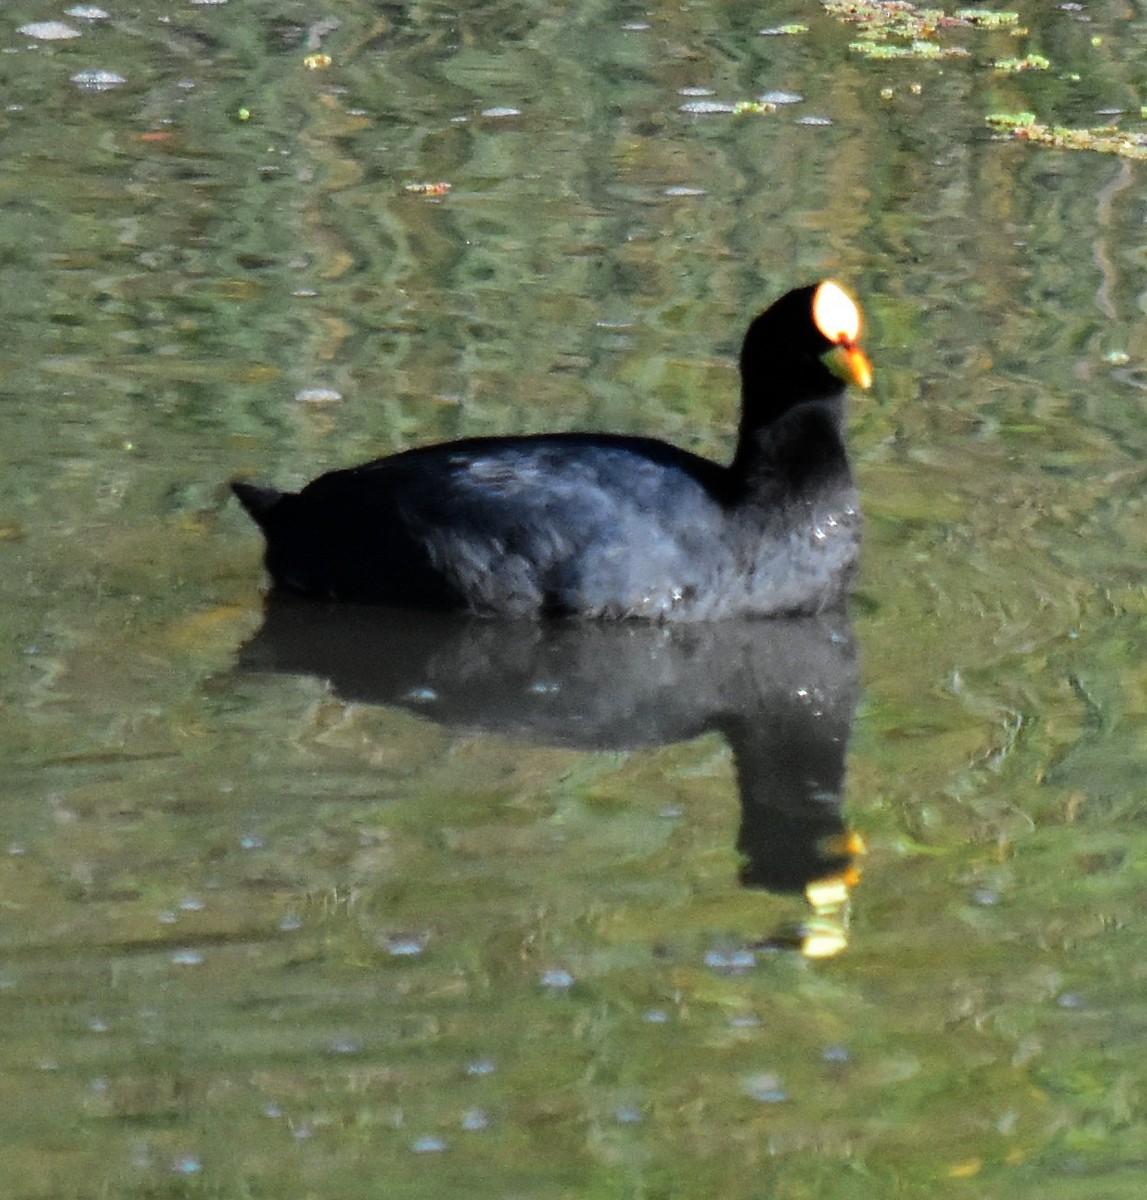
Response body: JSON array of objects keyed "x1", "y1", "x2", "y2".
[
  {"x1": 19, "y1": 22, "x2": 82, "y2": 39},
  {"x1": 679, "y1": 100, "x2": 736, "y2": 115},
  {"x1": 70, "y1": 69, "x2": 126, "y2": 92},
  {"x1": 539, "y1": 968, "x2": 575, "y2": 990},
  {"x1": 412, "y1": 1135, "x2": 447, "y2": 1153}
]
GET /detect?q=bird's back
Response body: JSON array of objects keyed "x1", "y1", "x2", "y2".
[{"x1": 237, "y1": 430, "x2": 858, "y2": 619}]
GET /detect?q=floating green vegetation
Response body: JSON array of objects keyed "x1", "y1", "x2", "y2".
[
  {"x1": 850, "y1": 38, "x2": 967, "y2": 61},
  {"x1": 985, "y1": 112, "x2": 1147, "y2": 160},
  {"x1": 825, "y1": 2, "x2": 1021, "y2": 38},
  {"x1": 825, "y1": 2, "x2": 950, "y2": 41},
  {"x1": 830, "y1": 3, "x2": 1138, "y2": 161},
  {"x1": 825, "y1": 2, "x2": 1024, "y2": 61},
  {"x1": 955, "y1": 8, "x2": 1019, "y2": 28},
  {"x1": 993, "y1": 52, "x2": 1050, "y2": 72},
  {"x1": 984, "y1": 111, "x2": 1037, "y2": 131}
]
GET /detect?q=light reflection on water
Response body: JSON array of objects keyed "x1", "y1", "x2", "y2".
[{"x1": 2, "y1": 1, "x2": 1147, "y2": 1196}]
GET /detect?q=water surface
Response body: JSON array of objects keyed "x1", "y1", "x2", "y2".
[{"x1": 3, "y1": 2, "x2": 1147, "y2": 1197}]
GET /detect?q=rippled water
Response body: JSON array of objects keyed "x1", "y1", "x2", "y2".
[{"x1": 3, "y1": 3, "x2": 1147, "y2": 1197}]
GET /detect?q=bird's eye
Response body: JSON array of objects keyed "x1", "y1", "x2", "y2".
[{"x1": 813, "y1": 280, "x2": 861, "y2": 345}]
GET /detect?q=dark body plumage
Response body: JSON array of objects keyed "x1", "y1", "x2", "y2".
[{"x1": 232, "y1": 282, "x2": 871, "y2": 621}]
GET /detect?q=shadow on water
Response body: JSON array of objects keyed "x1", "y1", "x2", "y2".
[{"x1": 240, "y1": 599, "x2": 863, "y2": 954}]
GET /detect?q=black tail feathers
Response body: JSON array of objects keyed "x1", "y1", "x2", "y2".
[{"x1": 231, "y1": 480, "x2": 286, "y2": 528}]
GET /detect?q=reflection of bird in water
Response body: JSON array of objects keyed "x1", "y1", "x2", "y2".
[
  {"x1": 233, "y1": 281, "x2": 871, "y2": 620},
  {"x1": 239, "y1": 602, "x2": 864, "y2": 956}
]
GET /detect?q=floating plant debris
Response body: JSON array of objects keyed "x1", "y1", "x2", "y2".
[
  {"x1": 760, "y1": 23, "x2": 809, "y2": 36},
  {"x1": 850, "y1": 38, "x2": 968, "y2": 61},
  {"x1": 823, "y1": 2, "x2": 1117, "y2": 163},
  {"x1": 993, "y1": 52, "x2": 1050, "y2": 71},
  {"x1": 956, "y1": 8, "x2": 1020, "y2": 27},
  {"x1": 983, "y1": 111, "x2": 1037, "y2": 131},
  {"x1": 986, "y1": 112, "x2": 1147, "y2": 160},
  {"x1": 403, "y1": 181, "x2": 452, "y2": 196},
  {"x1": 826, "y1": 2, "x2": 1019, "y2": 37},
  {"x1": 825, "y1": 2, "x2": 1023, "y2": 61}
]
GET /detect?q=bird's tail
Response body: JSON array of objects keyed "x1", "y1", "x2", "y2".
[{"x1": 231, "y1": 481, "x2": 286, "y2": 529}]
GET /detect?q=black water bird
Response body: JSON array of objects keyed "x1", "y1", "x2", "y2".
[{"x1": 233, "y1": 280, "x2": 872, "y2": 620}]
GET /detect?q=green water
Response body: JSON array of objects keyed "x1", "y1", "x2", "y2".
[{"x1": 3, "y1": 2, "x2": 1147, "y2": 1196}]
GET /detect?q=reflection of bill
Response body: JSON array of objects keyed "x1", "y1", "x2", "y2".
[
  {"x1": 756, "y1": 835, "x2": 864, "y2": 961},
  {"x1": 239, "y1": 601, "x2": 863, "y2": 957}
]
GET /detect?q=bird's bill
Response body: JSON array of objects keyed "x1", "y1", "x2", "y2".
[{"x1": 823, "y1": 342, "x2": 873, "y2": 390}]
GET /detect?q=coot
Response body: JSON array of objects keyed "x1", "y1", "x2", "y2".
[{"x1": 233, "y1": 280, "x2": 873, "y2": 620}]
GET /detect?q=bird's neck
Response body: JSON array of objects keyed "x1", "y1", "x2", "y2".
[{"x1": 730, "y1": 393, "x2": 848, "y2": 497}]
